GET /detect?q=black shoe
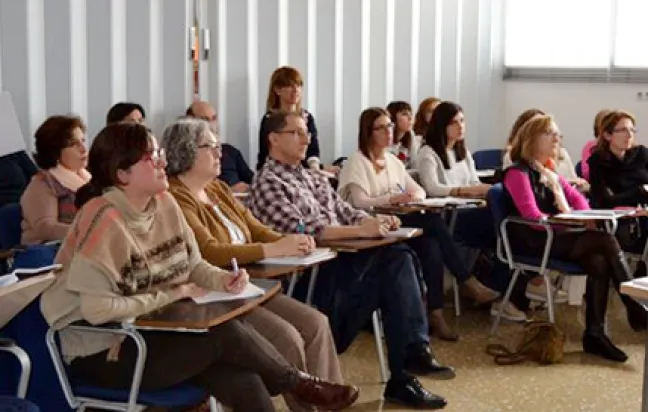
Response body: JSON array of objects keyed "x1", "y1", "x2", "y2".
[
  {"x1": 582, "y1": 333, "x2": 628, "y2": 362},
  {"x1": 404, "y1": 343, "x2": 456, "y2": 379},
  {"x1": 624, "y1": 297, "x2": 647, "y2": 331},
  {"x1": 384, "y1": 375, "x2": 447, "y2": 410}
]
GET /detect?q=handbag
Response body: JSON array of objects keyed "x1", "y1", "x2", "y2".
[{"x1": 486, "y1": 321, "x2": 565, "y2": 365}]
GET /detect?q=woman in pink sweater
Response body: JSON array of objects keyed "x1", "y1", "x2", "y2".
[{"x1": 502, "y1": 113, "x2": 646, "y2": 363}]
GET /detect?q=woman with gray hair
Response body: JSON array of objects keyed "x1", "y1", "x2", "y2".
[{"x1": 161, "y1": 118, "x2": 354, "y2": 412}]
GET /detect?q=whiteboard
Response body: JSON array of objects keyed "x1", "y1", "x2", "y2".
[{"x1": 0, "y1": 92, "x2": 27, "y2": 157}]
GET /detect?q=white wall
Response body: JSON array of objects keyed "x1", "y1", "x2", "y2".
[
  {"x1": 0, "y1": 0, "x2": 193, "y2": 152},
  {"x1": 502, "y1": 81, "x2": 648, "y2": 162},
  {"x1": 197, "y1": 0, "x2": 505, "y2": 164},
  {"x1": 0, "y1": 0, "x2": 506, "y2": 163}
]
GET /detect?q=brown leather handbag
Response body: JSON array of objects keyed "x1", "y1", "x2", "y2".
[{"x1": 486, "y1": 321, "x2": 565, "y2": 365}]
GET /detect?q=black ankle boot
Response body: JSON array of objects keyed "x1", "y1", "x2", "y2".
[
  {"x1": 623, "y1": 296, "x2": 648, "y2": 331},
  {"x1": 582, "y1": 333, "x2": 628, "y2": 362}
]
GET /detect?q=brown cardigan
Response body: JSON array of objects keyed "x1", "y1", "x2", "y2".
[{"x1": 168, "y1": 177, "x2": 283, "y2": 267}]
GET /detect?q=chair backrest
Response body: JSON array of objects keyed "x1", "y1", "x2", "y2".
[
  {"x1": 486, "y1": 183, "x2": 509, "y2": 231},
  {"x1": 0, "y1": 203, "x2": 22, "y2": 250},
  {"x1": 472, "y1": 149, "x2": 504, "y2": 170},
  {"x1": 0, "y1": 151, "x2": 38, "y2": 208},
  {"x1": 575, "y1": 161, "x2": 583, "y2": 178}
]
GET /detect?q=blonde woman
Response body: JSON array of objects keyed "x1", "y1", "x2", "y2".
[{"x1": 503, "y1": 114, "x2": 646, "y2": 363}]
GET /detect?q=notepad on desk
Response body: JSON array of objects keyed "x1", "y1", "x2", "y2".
[
  {"x1": 257, "y1": 248, "x2": 336, "y2": 266},
  {"x1": 414, "y1": 197, "x2": 484, "y2": 207},
  {"x1": 384, "y1": 227, "x2": 419, "y2": 238},
  {"x1": 192, "y1": 283, "x2": 265, "y2": 304},
  {"x1": 554, "y1": 209, "x2": 636, "y2": 220}
]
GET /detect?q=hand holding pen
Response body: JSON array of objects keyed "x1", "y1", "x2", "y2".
[
  {"x1": 389, "y1": 183, "x2": 415, "y2": 204},
  {"x1": 224, "y1": 257, "x2": 249, "y2": 294}
]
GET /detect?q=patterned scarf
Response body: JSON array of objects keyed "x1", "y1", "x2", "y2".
[{"x1": 533, "y1": 160, "x2": 571, "y2": 214}]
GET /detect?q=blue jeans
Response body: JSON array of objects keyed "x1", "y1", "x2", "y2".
[
  {"x1": 400, "y1": 213, "x2": 470, "y2": 310},
  {"x1": 311, "y1": 243, "x2": 428, "y2": 380}
]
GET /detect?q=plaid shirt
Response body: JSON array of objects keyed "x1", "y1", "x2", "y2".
[{"x1": 247, "y1": 158, "x2": 368, "y2": 236}]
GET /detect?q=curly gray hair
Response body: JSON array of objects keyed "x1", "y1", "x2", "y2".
[{"x1": 161, "y1": 118, "x2": 212, "y2": 177}]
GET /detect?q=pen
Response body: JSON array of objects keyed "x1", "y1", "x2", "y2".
[
  {"x1": 231, "y1": 257, "x2": 240, "y2": 280},
  {"x1": 396, "y1": 183, "x2": 406, "y2": 193},
  {"x1": 297, "y1": 219, "x2": 305, "y2": 234}
]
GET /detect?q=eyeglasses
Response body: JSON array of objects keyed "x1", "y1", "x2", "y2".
[
  {"x1": 613, "y1": 127, "x2": 637, "y2": 135},
  {"x1": 373, "y1": 122, "x2": 394, "y2": 132},
  {"x1": 142, "y1": 148, "x2": 166, "y2": 166},
  {"x1": 198, "y1": 141, "x2": 222, "y2": 152},
  {"x1": 277, "y1": 129, "x2": 311, "y2": 140},
  {"x1": 543, "y1": 131, "x2": 563, "y2": 139}
]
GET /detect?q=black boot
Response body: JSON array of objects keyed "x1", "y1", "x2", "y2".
[
  {"x1": 608, "y1": 253, "x2": 648, "y2": 331},
  {"x1": 583, "y1": 333, "x2": 628, "y2": 362}
]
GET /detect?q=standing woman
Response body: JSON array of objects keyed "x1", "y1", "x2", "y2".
[
  {"x1": 338, "y1": 107, "x2": 500, "y2": 340},
  {"x1": 386, "y1": 101, "x2": 422, "y2": 169},
  {"x1": 257, "y1": 66, "x2": 339, "y2": 175}
]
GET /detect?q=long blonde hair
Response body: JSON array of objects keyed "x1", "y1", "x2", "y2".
[
  {"x1": 510, "y1": 114, "x2": 555, "y2": 164},
  {"x1": 266, "y1": 66, "x2": 304, "y2": 113}
]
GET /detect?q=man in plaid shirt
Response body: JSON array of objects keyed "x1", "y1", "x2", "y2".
[{"x1": 248, "y1": 111, "x2": 452, "y2": 410}]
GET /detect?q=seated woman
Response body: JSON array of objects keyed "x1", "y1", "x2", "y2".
[
  {"x1": 416, "y1": 102, "x2": 527, "y2": 321},
  {"x1": 413, "y1": 97, "x2": 441, "y2": 138},
  {"x1": 337, "y1": 107, "x2": 500, "y2": 340},
  {"x1": 20, "y1": 115, "x2": 91, "y2": 245},
  {"x1": 504, "y1": 109, "x2": 588, "y2": 192},
  {"x1": 580, "y1": 109, "x2": 611, "y2": 182},
  {"x1": 106, "y1": 102, "x2": 146, "y2": 124},
  {"x1": 40, "y1": 122, "x2": 358, "y2": 412},
  {"x1": 386, "y1": 101, "x2": 422, "y2": 169},
  {"x1": 503, "y1": 113, "x2": 646, "y2": 362},
  {"x1": 161, "y1": 118, "x2": 347, "y2": 412},
  {"x1": 588, "y1": 110, "x2": 647, "y2": 208}
]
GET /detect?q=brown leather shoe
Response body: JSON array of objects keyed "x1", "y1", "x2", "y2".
[{"x1": 289, "y1": 371, "x2": 360, "y2": 411}]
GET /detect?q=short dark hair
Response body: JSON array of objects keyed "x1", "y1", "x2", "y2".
[
  {"x1": 422, "y1": 101, "x2": 466, "y2": 170},
  {"x1": 185, "y1": 105, "x2": 194, "y2": 117},
  {"x1": 75, "y1": 123, "x2": 151, "y2": 208},
  {"x1": 106, "y1": 102, "x2": 146, "y2": 124},
  {"x1": 34, "y1": 115, "x2": 86, "y2": 169}
]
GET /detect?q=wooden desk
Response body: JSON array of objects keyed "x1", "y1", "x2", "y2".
[
  {"x1": 245, "y1": 264, "x2": 307, "y2": 279},
  {"x1": 620, "y1": 280, "x2": 648, "y2": 412},
  {"x1": 318, "y1": 229, "x2": 422, "y2": 252},
  {"x1": 372, "y1": 200, "x2": 486, "y2": 216},
  {"x1": 134, "y1": 279, "x2": 280, "y2": 331}
]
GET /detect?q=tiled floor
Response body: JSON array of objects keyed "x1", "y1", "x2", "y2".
[{"x1": 275, "y1": 296, "x2": 646, "y2": 411}]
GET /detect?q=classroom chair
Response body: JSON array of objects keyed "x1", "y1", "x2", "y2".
[{"x1": 487, "y1": 183, "x2": 587, "y2": 336}]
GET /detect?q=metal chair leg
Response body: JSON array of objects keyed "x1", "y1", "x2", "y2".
[
  {"x1": 453, "y1": 278, "x2": 461, "y2": 317},
  {"x1": 285, "y1": 271, "x2": 299, "y2": 297},
  {"x1": 372, "y1": 311, "x2": 389, "y2": 383},
  {"x1": 490, "y1": 269, "x2": 521, "y2": 336},
  {"x1": 543, "y1": 272, "x2": 555, "y2": 323}
]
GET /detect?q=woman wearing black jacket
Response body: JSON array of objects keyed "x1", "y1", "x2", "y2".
[{"x1": 257, "y1": 66, "x2": 339, "y2": 177}]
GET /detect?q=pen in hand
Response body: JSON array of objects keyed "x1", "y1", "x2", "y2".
[{"x1": 231, "y1": 257, "x2": 240, "y2": 280}]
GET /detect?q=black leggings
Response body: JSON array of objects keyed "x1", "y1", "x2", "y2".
[
  {"x1": 70, "y1": 318, "x2": 297, "y2": 411},
  {"x1": 509, "y1": 226, "x2": 632, "y2": 334}
]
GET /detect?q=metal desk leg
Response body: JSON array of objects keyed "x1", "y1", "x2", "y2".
[
  {"x1": 448, "y1": 208, "x2": 462, "y2": 316},
  {"x1": 305, "y1": 266, "x2": 320, "y2": 306},
  {"x1": 643, "y1": 331, "x2": 648, "y2": 412},
  {"x1": 286, "y1": 271, "x2": 299, "y2": 297}
]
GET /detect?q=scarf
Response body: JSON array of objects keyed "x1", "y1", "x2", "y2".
[
  {"x1": 48, "y1": 165, "x2": 91, "y2": 192},
  {"x1": 533, "y1": 160, "x2": 570, "y2": 214}
]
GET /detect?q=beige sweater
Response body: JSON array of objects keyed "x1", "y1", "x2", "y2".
[{"x1": 40, "y1": 188, "x2": 227, "y2": 361}]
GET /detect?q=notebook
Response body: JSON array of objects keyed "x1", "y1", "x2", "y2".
[
  {"x1": 414, "y1": 197, "x2": 484, "y2": 207},
  {"x1": 554, "y1": 209, "x2": 636, "y2": 220},
  {"x1": 384, "y1": 227, "x2": 419, "y2": 238},
  {"x1": 257, "y1": 248, "x2": 336, "y2": 266},
  {"x1": 192, "y1": 282, "x2": 265, "y2": 304}
]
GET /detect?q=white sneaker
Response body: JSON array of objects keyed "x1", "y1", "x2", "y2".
[
  {"x1": 490, "y1": 301, "x2": 527, "y2": 322},
  {"x1": 525, "y1": 281, "x2": 568, "y2": 303}
]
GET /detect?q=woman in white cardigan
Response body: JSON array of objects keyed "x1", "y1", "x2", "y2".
[
  {"x1": 416, "y1": 101, "x2": 528, "y2": 321},
  {"x1": 337, "y1": 107, "x2": 500, "y2": 340}
]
